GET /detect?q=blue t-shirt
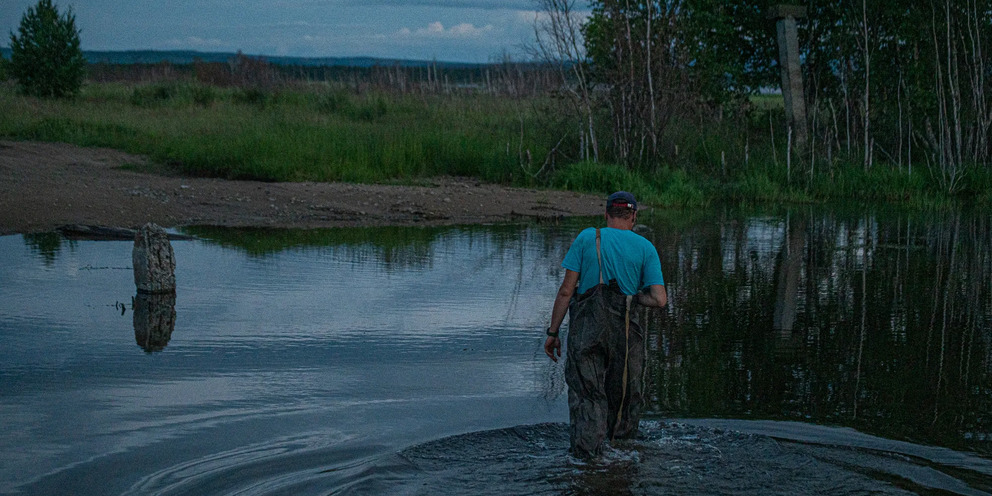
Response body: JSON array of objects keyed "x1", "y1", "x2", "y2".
[{"x1": 562, "y1": 227, "x2": 665, "y2": 295}]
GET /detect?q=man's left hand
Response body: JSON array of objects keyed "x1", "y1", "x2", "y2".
[{"x1": 544, "y1": 336, "x2": 561, "y2": 362}]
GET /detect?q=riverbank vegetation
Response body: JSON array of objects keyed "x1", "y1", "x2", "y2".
[{"x1": 3, "y1": 0, "x2": 992, "y2": 209}]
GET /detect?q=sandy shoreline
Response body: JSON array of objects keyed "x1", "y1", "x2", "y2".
[{"x1": 0, "y1": 140, "x2": 606, "y2": 236}]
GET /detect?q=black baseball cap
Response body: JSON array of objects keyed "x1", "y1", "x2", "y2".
[{"x1": 607, "y1": 191, "x2": 637, "y2": 211}]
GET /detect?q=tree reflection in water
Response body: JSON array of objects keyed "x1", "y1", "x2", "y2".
[{"x1": 640, "y1": 207, "x2": 992, "y2": 457}]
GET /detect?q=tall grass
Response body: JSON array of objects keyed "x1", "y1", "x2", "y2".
[
  {"x1": 0, "y1": 81, "x2": 549, "y2": 186},
  {"x1": 0, "y1": 80, "x2": 984, "y2": 208},
  {"x1": 549, "y1": 161, "x2": 708, "y2": 208}
]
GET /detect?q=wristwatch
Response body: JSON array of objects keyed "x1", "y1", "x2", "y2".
[{"x1": 546, "y1": 327, "x2": 559, "y2": 338}]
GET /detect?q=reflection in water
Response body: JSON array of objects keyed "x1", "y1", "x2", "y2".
[
  {"x1": 22, "y1": 232, "x2": 73, "y2": 266},
  {"x1": 641, "y1": 207, "x2": 992, "y2": 457},
  {"x1": 772, "y1": 213, "x2": 804, "y2": 334},
  {"x1": 3, "y1": 209, "x2": 991, "y2": 495},
  {"x1": 181, "y1": 222, "x2": 579, "y2": 273},
  {"x1": 133, "y1": 292, "x2": 176, "y2": 352}
]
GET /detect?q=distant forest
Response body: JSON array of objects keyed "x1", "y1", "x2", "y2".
[
  {"x1": 0, "y1": 47, "x2": 487, "y2": 68},
  {"x1": 0, "y1": 47, "x2": 560, "y2": 97}
]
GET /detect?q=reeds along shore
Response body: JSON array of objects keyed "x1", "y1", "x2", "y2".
[{"x1": 0, "y1": 59, "x2": 989, "y2": 209}]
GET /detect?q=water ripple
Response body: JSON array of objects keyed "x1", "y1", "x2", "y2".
[
  {"x1": 117, "y1": 421, "x2": 992, "y2": 495},
  {"x1": 332, "y1": 422, "x2": 992, "y2": 496}
]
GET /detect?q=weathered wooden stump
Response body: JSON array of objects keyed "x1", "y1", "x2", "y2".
[
  {"x1": 133, "y1": 292, "x2": 177, "y2": 352},
  {"x1": 768, "y1": 5, "x2": 808, "y2": 151},
  {"x1": 133, "y1": 223, "x2": 176, "y2": 294}
]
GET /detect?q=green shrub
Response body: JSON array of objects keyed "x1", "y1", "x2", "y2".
[
  {"x1": 551, "y1": 160, "x2": 643, "y2": 194},
  {"x1": 651, "y1": 168, "x2": 707, "y2": 208},
  {"x1": 354, "y1": 94, "x2": 389, "y2": 121},
  {"x1": 232, "y1": 88, "x2": 271, "y2": 107},
  {"x1": 130, "y1": 83, "x2": 178, "y2": 107},
  {"x1": 315, "y1": 90, "x2": 353, "y2": 114},
  {"x1": 979, "y1": 189, "x2": 992, "y2": 207},
  {"x1": 8, "y1": 0, "x2": 85, "y2": 98},
  {"x1": 191, "y1": 85, "x2": 217, "y2": 107},
  {"x1": 128, "y1": 82, "x2": 218, "y2": 108},
  {"x1": 733, "y1": 172, "x2": 781, "y2": 202}
]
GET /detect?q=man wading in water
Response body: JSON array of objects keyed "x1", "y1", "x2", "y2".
[{"x1": 544, "y1": 191, "x2": 668, "y2": 458}]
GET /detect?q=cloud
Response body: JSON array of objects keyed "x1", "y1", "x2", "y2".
[
  {"x1": 517, "y1": 8, "x2": 592, "y2": 25},
  {"x1": 424, "y1": 21, "x2": 445, "y2": 34},
  {"x1": 398, "y1": 21, "x2": 494, "y2": 38}
]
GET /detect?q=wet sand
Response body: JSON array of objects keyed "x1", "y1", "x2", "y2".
[{"x1": 0, "y1": 140, "x2": 605, "y2": 235}]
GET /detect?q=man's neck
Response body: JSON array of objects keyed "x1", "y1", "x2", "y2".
[{"x1": 605, "y1": 217, "x2": 634, "y2": 230}]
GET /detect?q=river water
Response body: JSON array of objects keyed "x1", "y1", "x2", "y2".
[{"x1": 0, "y1": 206, "x2": 990, "y2": 495}]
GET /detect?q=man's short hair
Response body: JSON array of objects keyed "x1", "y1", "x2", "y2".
[
  {"x1": 606, "y1": 204, "x2": 635, "y2": 219},
  {"x1": 606, "y1": 191, "x2": 637, "y2": 219}
]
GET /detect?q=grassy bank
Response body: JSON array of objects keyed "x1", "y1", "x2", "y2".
[
  {"x1": 0, "y1": 81, "x2": 552, "y2": 185},
  {"x1": 1, "y1": 81, "x2": 988, "y2": 209}
]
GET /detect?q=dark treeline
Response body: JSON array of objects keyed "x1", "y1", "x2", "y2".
[
  {"x1": 532, "y1": 0, "x2": 992, "y2": 195},
  {"x1": 85, "y1": 51, "x2": 564, "y2": 98},
  {"x1": 641, "y1": 207, "x2": 992, "y2": 455}
]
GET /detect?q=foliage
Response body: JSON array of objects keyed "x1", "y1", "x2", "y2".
[
  {"x1": 524, "y1": 0, "x2": 989, "y2": 201},
  {"x1": 127, "y1": 82, "x2": 218, "y2": 108},
  {"x1": 681, "y1": 0, "x2": 992, "y2": 191},
  {"x1": 0, "y1": 76, "x2": 986, "y2": 206},
  {"x1": 231, "y1": 87, "x2": 272, "y2": 107},
  {"x1": 191, "y1": 85, "x2": 217, "y2": 107},
  {"x1": 582, "y1": 1, "x2": 691, "y2": 166},
  {"x1": 551, "y1": 160, "x2": 646, "y2": 194},
  {"x1": 8, "y1": 0, "x2": 85, "y2": 98},
  {"x1": 0, "y1": 83, "x2": 544, "y2": 185},
  {"x1": 680, "y1": 0, "x2": 778, "y2": 103}
]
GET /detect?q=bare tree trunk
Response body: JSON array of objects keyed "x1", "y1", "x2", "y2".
[
  {"x1": 646, "y1": 0, "x2": 658, "y2": 156},
  {"x1": 860, "y1": 0, "x2": 872, "y2": 171},
  {"x1": 532, "y1": 0, "x2": 600, "y2": 162},
  {"x1": 830, "y1": 98, "x2": 841, "y2": 163},
  {"x1": 624, "y1": 0, "x2": 637, "y2": 163},
  {"x1": 898, "y1": 71, "x2": 904, "y2": 171},
  {"x1": 841, "y1": 65, "x2": 852, "y2": 156},
  {"x1": 964, "y1": 0, "x2": 990, "y2": 164},
  {"x1": 787, "y1": 125, "x2": 793, "y2": 183},
  {"x1": 925, "y1": 1, "x2": 966, "y2": 193},
  {"x1": 947, "y1": 1, "x2": 964, "y2": 175},
  {"x1": 770, "y1": 111, "x2": 779, "y2": 165}
]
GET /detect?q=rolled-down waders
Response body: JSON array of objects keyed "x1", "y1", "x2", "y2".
[{"x1": 564, "y1": 229, "x2": 645, "y2": 457}]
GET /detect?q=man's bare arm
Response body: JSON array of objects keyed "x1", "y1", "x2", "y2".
[
  {"x1": 549, "y1": 270, "x2": 579, "y2": 333},
  {"x1": 636, "y1": 284, "x2": 667, "y2": 308},
  {"x1": 545, "y1": 269, "x2": 579, "y2": 362}
]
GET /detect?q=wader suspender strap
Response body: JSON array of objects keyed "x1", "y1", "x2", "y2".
[
  {"x1": 598, "y1": 229, "x2": 634, "y2": 440},
  {"x1": 595, "y1": 229, "x2": 603, "y2": 285},
  {"x1": 614, "y1": 294, "x2": 632, "y2": 440}
]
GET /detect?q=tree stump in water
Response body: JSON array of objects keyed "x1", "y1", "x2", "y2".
[{"x1": 133, "y1": 223, "x2": 176, "y2": 294}]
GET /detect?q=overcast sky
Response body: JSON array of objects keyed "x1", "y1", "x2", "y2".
[{"x1": 1, "y1": 0, "x2": 581, "y2": 63}]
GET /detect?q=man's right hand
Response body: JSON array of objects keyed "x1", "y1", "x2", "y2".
[
  {"x1": 636, "y1": 284, "x2": 668, "y2": 308},
  {"x1": 544, "y1": 335, "x2": 561, "y2": 362}
]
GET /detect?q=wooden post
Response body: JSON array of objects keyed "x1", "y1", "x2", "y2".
[
  {"x1": 133, "y1": 223, "x2": 176, "y2": 294},
  {"x1": 768, "y1": 5, "x2": 808, "y2": 151}
]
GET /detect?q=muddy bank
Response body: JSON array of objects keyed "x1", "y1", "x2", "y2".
[{"x1": 0, "y1": 140, "x2": 605, "y2": 235}]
